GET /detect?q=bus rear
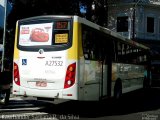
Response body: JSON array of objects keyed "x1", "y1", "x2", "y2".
[{"x1": 13, "y1": 16, "x2": 78, "y2": 101}]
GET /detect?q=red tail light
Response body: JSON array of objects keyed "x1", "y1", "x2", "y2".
[
  {"x1": 14, "y1": 62, "x2": 20, "y2": 86},
  {"x1": 64, "y1": 63, "x2": 76, "y2": 89}
]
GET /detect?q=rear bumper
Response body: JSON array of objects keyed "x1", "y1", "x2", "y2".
[
  {"x1": 13, "y1": 86, "x2": 62, "y2": 98},
  {"x1": 13, "y1": 84, "x2": 78, "y2": 100}
]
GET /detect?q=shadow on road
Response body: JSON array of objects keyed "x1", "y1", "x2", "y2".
[{"x1": 37, "y1": 88, "x2": 160, "y2": 118}]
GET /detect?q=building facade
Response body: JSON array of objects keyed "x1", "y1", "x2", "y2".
[{"x1": 107, "y1": 0, "x2": 160, "y2": 50}]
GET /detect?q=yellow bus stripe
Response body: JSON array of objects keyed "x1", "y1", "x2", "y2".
[
  {"x1": 67, "y1": 22, "x2": 79, "y2": 60},
  {"x1": 14, "y1": 22, "x2": 19, "y2": 59}
]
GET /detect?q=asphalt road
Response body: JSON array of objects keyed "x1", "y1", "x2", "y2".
[{"x1": 0, "y1": 88, "x2": 160, "y2": 120}]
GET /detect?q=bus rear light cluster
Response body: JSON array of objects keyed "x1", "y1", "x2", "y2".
[
  {"x1": 64, "y1": 63, "x2": 76, "y2": 89},
  {"x1": 14, "y1": 62, "x2": 20, "y2": 86}
]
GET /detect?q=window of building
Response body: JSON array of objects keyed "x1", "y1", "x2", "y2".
[
  {"x1": 117, "y1": 16, "x2": 128, "y2": 32},
  {"x1": 147, "y1": 17, "x2": 154, "y2": 33}
]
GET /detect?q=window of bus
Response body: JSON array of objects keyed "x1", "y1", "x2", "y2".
[
  {"x1": 18, "y1": 19, "x2": 72, "y2": 51},
  {"x1": 112, "y1": 40, "x2": 148, "y2": 64},
  {"x1": 82, "y1": 25, "x2": 106, "y2": 61}
]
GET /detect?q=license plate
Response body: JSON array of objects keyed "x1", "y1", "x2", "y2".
[{"x1": 36, "y1": 81, "x2": 47, "y2": 87}]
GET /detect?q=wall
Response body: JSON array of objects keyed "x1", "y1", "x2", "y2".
[{"x1": 107, "y1": 1, "x2": 160, "y2": 41}]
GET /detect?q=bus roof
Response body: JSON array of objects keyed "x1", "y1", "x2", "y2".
[
  {"x1": 74, "y1": 16, "x2": 150, "y2": 50},
  {"x1": 18, "y1": 15, "x2": 149, "y2": 50}
]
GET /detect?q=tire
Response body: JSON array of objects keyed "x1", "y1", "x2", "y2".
[{"x1": 114, "y1": 78, "x2": 122, "y2": 99}]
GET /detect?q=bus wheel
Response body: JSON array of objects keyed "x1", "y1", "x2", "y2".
[{"x1": 114, "y1": 78, "x2": 122, "y2": 99}]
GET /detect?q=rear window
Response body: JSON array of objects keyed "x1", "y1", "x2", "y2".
[{"x1": 17, "y1": 16, "x2": 73, "y2": 51}]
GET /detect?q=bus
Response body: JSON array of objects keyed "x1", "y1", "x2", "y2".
[{"x1": 13, "y1": 15, "x2": 150, "y2": 103}]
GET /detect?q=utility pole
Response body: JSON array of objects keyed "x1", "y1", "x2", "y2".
[
  {"x1": 103, "y1": 0, "x2": 108, "y2": 27},
  {"x1": 1, "y1": 0, "x2": 7, "y2": 72},
  {"x1": 132, "y1": 4, "x2": 135, "y2": 40},
  {"x1": 132, "y1": 0, "x2": 141, "y2": 40}
]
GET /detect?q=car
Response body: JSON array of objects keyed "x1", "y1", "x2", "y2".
[{"x1": 30, "y1": 28, "x2": 49, "y2": 42}]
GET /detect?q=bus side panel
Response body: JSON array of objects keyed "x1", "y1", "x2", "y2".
[
  {"x1": 76, "y1": 22, "x2": 107, "y2": 101},
  {"x1": 111, "y1": 63, "x2": 144, "y2": 96},
  {"x1": 76, "y1": 23, "x2": 85, "y2": 101},
  {"x1": 83, "y1": 60, "x2": 101, "y2": 101},
  {"x1": 78, "y1": 58, "x2": 85, "y2": 100}
]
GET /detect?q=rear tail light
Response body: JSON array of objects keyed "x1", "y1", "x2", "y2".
[
  {"x1": 64, "y1": 63, "x2": 76, "y2": 89},
  {"x1": 14, "y1": 62, "x2": 20, "y2": 86}
]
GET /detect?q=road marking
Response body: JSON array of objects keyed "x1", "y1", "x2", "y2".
[
  {"x1": 0, "y1": 96, "x2": 59, "y2": 120},
  {"x1": 0, "y1": 106, "x2": 44, "y2": 111}
]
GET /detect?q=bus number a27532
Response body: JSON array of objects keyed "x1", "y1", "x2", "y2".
[{"x1": 45, "y1": 61, "x2": 63, "y2": 66}]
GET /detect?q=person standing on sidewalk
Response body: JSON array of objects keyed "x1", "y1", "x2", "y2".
[{"x1": 0, "y1": 64, "x2": 12, "y2": 105}]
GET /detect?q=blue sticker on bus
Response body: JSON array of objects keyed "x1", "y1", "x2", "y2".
[{"x1": 22, "y1": 59, "x2": 27, "y2": 65}]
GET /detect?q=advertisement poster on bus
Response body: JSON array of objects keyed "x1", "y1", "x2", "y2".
[{"x1": 19, "y1": 23, "x2": 53, "y2": 46}]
